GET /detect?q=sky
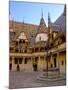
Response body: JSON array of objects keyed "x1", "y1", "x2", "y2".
[{"x1": 9, "y1": 1, "x2": 64, "y2": 26}]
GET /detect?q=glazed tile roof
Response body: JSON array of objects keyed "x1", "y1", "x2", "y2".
[{"x1": 50, "y1": 6, "x2": 66, "y2": 32}]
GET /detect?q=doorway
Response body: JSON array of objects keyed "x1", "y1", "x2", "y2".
[
  {"x1": 33, "y1": 63, "x2": 37, "y2": 71},
  {"x1": 17, "y1": 65, "x2": 20, "y2": 71},
  {"x1": 54, "y1": 58, "x2": 57, "y2": 67},
  {"x1": 10, "y1": 63, "x2": 12, "y2": 71}
]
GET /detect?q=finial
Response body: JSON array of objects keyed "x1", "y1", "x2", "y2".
[
  {"x1": 48, "y1": 12, "x2": 51, "y2": 23},
  {"x1": 41, "y1": 8, "x2": 43, "y2": 18},
  {"x1": 48, "y1": 12, "x2": 51, "y2": 28},
  {"x1": 23, "y1": 18, "x2": 24, "y2": 24}
]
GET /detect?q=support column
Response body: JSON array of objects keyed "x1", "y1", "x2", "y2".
[
  {"x1": 43, "y1": 56, "x2": 45, "y2": 69},
  {"x1": 38, "y1": 56, "x2": 40, "y2": 71},
  {"x1": 23, "y1": 57, "x2": 25, "y2": 71},
  {"x1": 57, "y1": 52, "x2": 60, "y2": 74},
  {"x1": 46, "y1": 56, "x2": 48, "y2": 76},
  {"x1": 32, "y1": 56, "x2": 35, "y2": 70},
  {"x1": 31, "y1": 56, "x2": 33, "y2": 71},
  {"x1": 12, "y1": 56, "x2": 15, "y2": 71},
  {"x1": 44, "y1": 56, "x2": 47, "y2": 70},
  {"x1": 50, "y1": 54, "x2": 53, "y2": 68}
]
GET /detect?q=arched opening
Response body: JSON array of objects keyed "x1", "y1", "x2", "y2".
[
  {"x1": 17, "y1": 65, "x2": 20, "y2": 71},
  {"x1": 54, "y1": 58, "x2": 57, "y2": 68}
]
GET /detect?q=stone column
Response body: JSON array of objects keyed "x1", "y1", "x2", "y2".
[
  {"x1": 38, "y1": 56, "x2": 40, "y2": 71},
  {"x1": 31, "y1": 56, "x2": 33, "y2": 71},
  {"x1": 12, "y1": 56, "x2": 14, "y2": 71},
  {"x1": 44, "y1": 56, "x2": 47, "y2": 70},
  {"x1": 57, "y1": 52, "x2": 60, "y2": 74},
  {"x1": 50, "y1": 55, "x2": 53, "y2": 68},
  {"x1": 23, "y1": 57, "x2": 25, "y2": 71}
]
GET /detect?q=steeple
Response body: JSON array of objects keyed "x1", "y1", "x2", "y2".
[
  {"x1": 48, "y1": 12, "x2": 51, "y2": 25},
  {"x1": 37, "y1": 10, "x2": 47, "y2": 34},
  {"x1": 48, "y1": 12, "x2": 51, "y2": 33},
  {"x1": 41, "y1": 9, "x2": 43, "y2": 18},
  {"x1": 40, "y1": 10, "x2": 46, "y2": 26},
  {"x1": 23, "y1": 18, "x2": 24, "y2": 24}
]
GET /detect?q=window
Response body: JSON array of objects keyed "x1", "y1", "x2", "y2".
[
  {"x1": 10, "y1": 47, "x2": 13, "y2": 52},
  {"x1": 35, "y1": 57, "x2": 38, "y2": 63},
  {"x1": 19, "y1": 39, "x2": 22, "y2": 43},
  {"x1": 31, "y1": 48, "x2": 34, "y2": 53},
  {"x1": 51, "y1": 43, "x2": 53, "y2": 47},
  {"x1": 14, "y1": 58, "x2": 18, "y2": 64},
  {"x1": 52, "y1": 34, "x2": 53, "y2": 39},
  {"x1": 10, "y1": 57, "x2": 12, "y2": 63},
  {"x1": 24, "y1": 58, "x2": 27, "y2": 64},
  {"x1": 40, "y1": 47, "x2": 45, "y2": 52},
  {"x1": 40, "y1": 56, "x2": 44, "y2": 60},
  {"x1": 23, "y1": 40, "x2": 25, "y2": 43},
  {"x1": 35, "y1": 48, "x2": 39, "y2": 52},
  {"x1": 15, "y1": 48, "x2": 18, "y2": 53},
  {"x1": 51, "y1": 64, "x2": 53, "y2": 68},
  {"x1": 15, "y1": 41, "x2": 18, "y2": 46},
  {"x1": 24, "y1": 49, "x2": 27, "y2": 53},
  {"x1": 10, "y1": 64, "x2": 12, "y2": 71},
  {"x1": 19, "y1": 58, "x2": 22, "y2": 64},
  {"x1": 54, "y1": 58, "x2": 56, "y2": 67}
]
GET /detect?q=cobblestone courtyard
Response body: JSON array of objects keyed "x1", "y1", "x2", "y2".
[{"x1": 9, "y1": 71, "x2": 66, "y2": 89}]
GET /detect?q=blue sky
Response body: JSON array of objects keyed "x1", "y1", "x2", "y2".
[{"x1": 9, "y1": 1, "x2": 64, "y2": 26}]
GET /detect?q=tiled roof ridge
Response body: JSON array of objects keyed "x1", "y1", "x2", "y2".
[{"x1": 9, "y1": 20, "x2": 38, "y2": 26}]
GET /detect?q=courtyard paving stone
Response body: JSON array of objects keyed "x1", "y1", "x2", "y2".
[{"x1": 9, "y1": 71, "x2": 66, "y2": 89}]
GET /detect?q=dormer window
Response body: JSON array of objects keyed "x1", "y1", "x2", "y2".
[
  {"x1": 17, "y1": 32, "x2": 28, "y2": 43},
  {"x1": 19, "y1": 39, "x2": 22, "y2": 43},
  {"x1": 18, "y1": 32, "x2": 27, "y2": 40},
  {"x1": 36, "y1": 33, "x2": 48, "y2": 42}
]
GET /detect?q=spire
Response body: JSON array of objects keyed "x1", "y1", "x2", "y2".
[
  {"x1": 40, "y1": 9, "x2": 46, "y2": 26},
  {"x1": 48, "y1": 12, "x2": 51, "y2": 24},
  {"x1": 41, "y1": 9, "x2": 43, "y2": 18},
  {"x1": 23, "y1": 18, "x2": 24, "y2": 24}
]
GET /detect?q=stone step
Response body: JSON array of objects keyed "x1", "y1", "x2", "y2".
[{"x1": 36, "y1": 74, "x2": 66, "y2": 82}]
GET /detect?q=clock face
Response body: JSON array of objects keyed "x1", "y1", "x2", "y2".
[{"x1": 36, "y1": 33, "x2": 48, "y2": 42}]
